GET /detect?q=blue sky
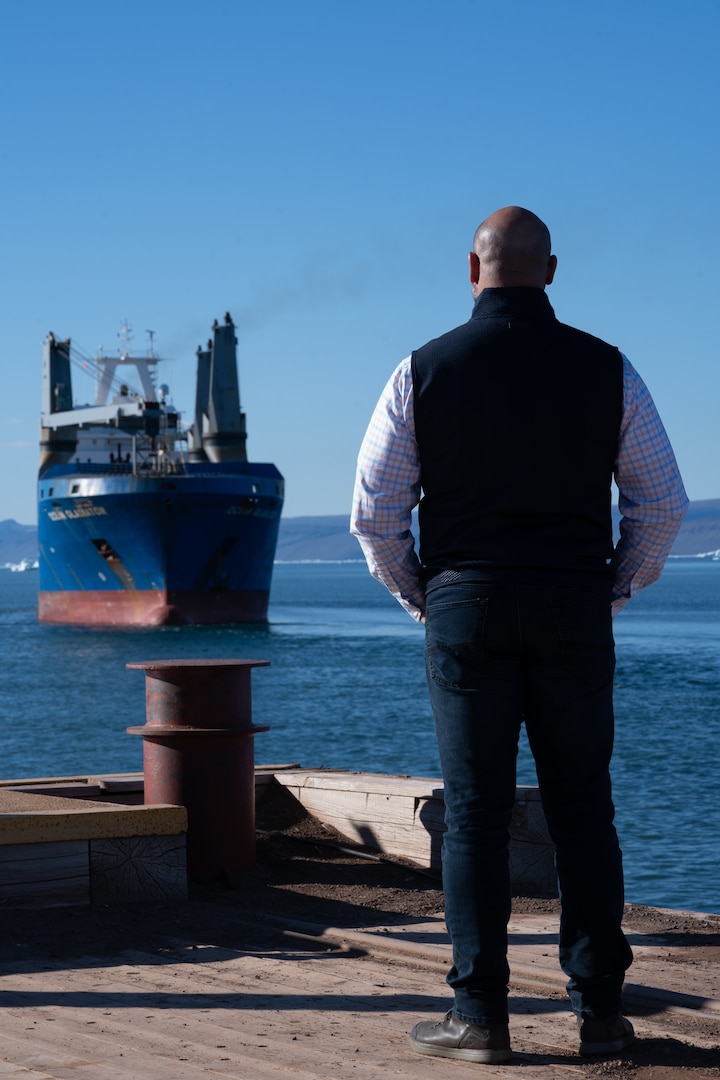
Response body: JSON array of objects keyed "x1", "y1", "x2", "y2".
[{"x1": 2, "y1": 0, "x2": 718, "y2": 525}]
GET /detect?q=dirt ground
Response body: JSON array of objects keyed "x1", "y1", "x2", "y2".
[{"x1": 2, "y1": 785, "x2": 718, "y2": 1078}]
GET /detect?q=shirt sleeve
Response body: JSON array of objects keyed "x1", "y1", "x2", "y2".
[
  {"x1": 611, "y1": 354, "x2": 689, "y2": 614},
  {"x1": 350, "y1": 358, "x2": 425, "y2": 621}
]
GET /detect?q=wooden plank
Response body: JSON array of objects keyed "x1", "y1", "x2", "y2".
[
  {"x1": 0, "y1": 1061, "x2": 56, "y2": 1078},
  {"x1": 1, "y1": 908, "x2": 718, "y2": 1078},
  {"x1": 0, "y1": 775, "x2": 145, "y2": 802},
  {"x1": 276, "y1": 769, "x2": 444, "y2": 798},
  {"x1": 0, "y1": 773, "x2": 144, "y2": 790},
  {"x1": 89, "y1": 835, "x2": 187, "y2": 904},
  {"x1": 0, "y1": 948, "x2": 587, "y2": 1079},
  {"x1": 0, "y1": 841, "x2": 89, "y2": 908},
  {"x1": 0, "y1": 1029, "x2": 223, "y2": 1080},
  {"x1": 0, "y1": 833, "x2": 188, "y2": 909},
  {"x1": 275, "y1": 771, "x2": 557, "y2": 895}
]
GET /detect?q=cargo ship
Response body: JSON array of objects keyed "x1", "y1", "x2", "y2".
[{"x1": 38, "y1": 313, "x2": 284, "y2": 626}]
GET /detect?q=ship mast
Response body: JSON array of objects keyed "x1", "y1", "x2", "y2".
[{"x1": 94, "y1": 321, "x2": 158, "y2": 405}]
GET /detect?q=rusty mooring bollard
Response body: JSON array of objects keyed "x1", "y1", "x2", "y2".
[{"x1": 127, "y1": 658, "x2": 269, "y2": 883}]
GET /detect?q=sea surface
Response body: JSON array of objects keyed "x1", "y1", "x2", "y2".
[{"x1": 1, "y1": 559, "x2": 718, "y2": 915}]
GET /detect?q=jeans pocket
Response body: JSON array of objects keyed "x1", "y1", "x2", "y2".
[
  {"x1": 552, "y1": 597, "x2": 615, "y2": 691},
  {"x1": 425, "y1": 594, "x2": 489, "y2": 690}
]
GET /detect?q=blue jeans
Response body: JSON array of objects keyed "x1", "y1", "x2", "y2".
[{"x1": 424, "y1": 577, "x2": 633, "y2": 1025}]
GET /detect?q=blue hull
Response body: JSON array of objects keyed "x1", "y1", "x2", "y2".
[{"x1": 38, "y1": 462, "x2": 284, "y2": 626}]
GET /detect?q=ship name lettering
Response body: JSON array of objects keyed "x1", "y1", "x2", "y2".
[
  {"x1": 227, "y1": 506, "x2": 275, "y2": 519},
  {"x1": 48, "y1": 506, "x2": 108, "y2": 522}
]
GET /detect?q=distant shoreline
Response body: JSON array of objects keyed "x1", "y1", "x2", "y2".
[{"x1": 2, "y1": 499, "x2": 720, "y2": 564}]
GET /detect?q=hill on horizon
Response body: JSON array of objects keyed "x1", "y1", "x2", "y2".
[{"x1": 2, "y1": 498, "x2": 719, "y2": 566}]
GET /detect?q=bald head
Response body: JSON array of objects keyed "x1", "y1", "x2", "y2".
[{"x1": 469, "y1": 206, "x2": 557, "y2": 296}]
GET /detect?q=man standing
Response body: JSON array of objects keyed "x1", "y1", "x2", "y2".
[{"x1": 351, "y1": 207, "x2": 688, "y2": 1063}]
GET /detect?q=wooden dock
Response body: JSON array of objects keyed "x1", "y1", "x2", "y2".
[
  {"x1": 0, "y1": 896, "x2": 718, "y2": 1077},
  {"x1": 0, "y1": 770, "x2": 717, "y2": 1077}
]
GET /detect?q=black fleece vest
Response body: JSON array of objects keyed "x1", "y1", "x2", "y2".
[{"x1": 411, "y1": 288, "x2": 623, "y2": 578}]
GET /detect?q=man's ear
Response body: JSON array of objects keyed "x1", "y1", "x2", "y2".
[
  {"x1": 545, "y1": 254, "x2": 558, "y2": 285},
  {"x1": 468, "y1": 251, "x2": 480, "y2": 285}
]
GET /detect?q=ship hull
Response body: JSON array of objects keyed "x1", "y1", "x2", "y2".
[
  {"x1": 37, "y1": 463, "x2": 283, "y2": 627},
  {"x1": 37, "y1": 587, "x2": 271, "y2": 626}
]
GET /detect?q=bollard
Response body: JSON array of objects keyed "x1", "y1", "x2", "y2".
[{"x1": 127, "y1": 658, "x2": 269, "y2": 883}]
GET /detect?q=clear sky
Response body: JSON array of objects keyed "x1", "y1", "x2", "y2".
[{"x1": 2, "y1": 0, "x2": 718, "y2": 525}]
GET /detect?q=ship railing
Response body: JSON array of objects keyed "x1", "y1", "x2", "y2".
[{"x1": 71, "y1": 459, "x2": 190, "y2": 477}]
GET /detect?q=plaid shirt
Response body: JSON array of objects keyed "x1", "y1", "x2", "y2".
[{"x1": 351, "y1": 352, "x2": 688, "y2": 621}]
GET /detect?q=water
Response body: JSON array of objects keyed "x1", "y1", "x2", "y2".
[{"x1": 1, "y1": 559, "x2": 718, "y2": 915}]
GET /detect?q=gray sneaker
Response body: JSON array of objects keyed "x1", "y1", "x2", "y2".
[
  {"x1": 409, "y1": 1010, "x2": 512, "y2": 1064},
  {"x1": 578, "y1": 1014, "x2": 635, "y2": 1056}
]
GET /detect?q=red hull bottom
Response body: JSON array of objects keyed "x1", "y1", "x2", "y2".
[{"x1": 38, "y1": 589, "x2": 270, "y2": 627}]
